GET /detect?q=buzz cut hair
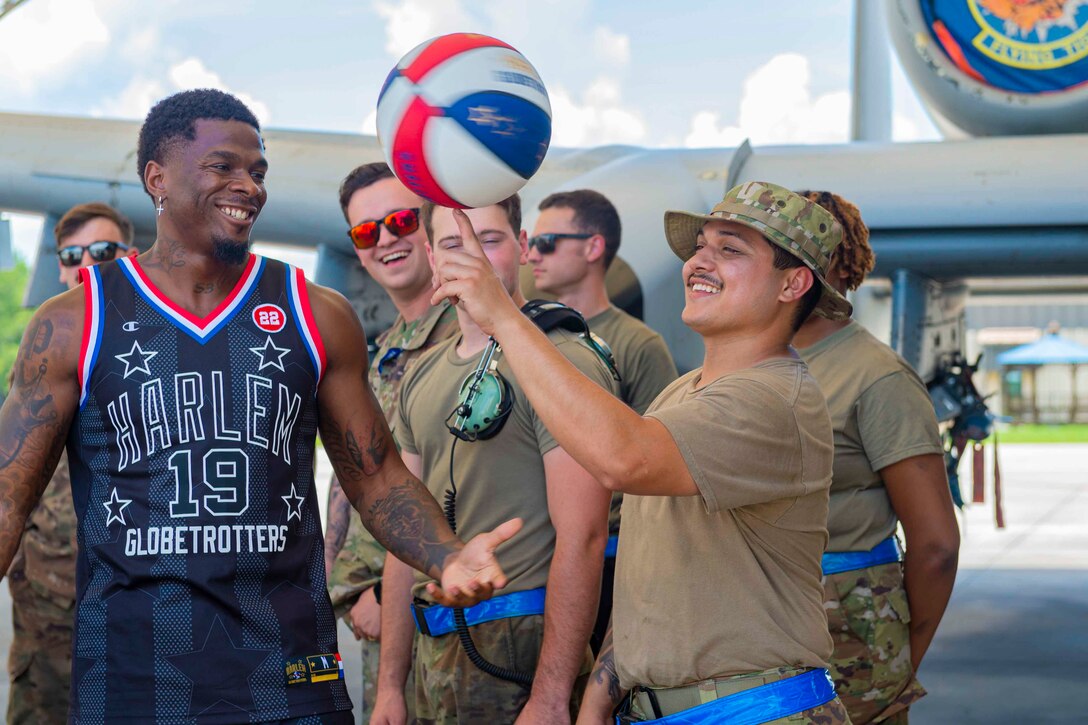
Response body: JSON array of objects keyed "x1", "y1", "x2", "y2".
[
  {"x1": 538, "y1": 189, "x2": 622, "y2": 269},
  {"x1": 136, "y1": 89, "x2": 261, "y2": 198},
  {"x1": 420, "y1": 195, "x2": 522, "y2": 245}
]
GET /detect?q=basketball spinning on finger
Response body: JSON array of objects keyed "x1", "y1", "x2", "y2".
[{"x1": 376, "y1": 33, "x2": 552, "y2": 208}]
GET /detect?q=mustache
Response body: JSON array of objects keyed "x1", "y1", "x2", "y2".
[{"x1": 687, "y1": 273, "x2": 722, "y2": 288}]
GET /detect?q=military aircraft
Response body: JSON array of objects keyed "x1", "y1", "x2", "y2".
[{"x1": 1, "y1": 0, "x2": 1086, "y2": 381}]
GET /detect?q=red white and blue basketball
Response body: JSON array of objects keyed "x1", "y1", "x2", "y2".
[{"x1": 376, "y1": 33, "x2": 552, "y2": 209}]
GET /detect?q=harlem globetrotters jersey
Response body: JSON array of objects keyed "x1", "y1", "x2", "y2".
[{"x1": 67, "y1": 256, "x2": 350, "y2": 723}]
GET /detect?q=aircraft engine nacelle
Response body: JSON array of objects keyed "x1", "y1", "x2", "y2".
[{"x1": 888, "y1": 0, "x2": 1088, "y2": 136}]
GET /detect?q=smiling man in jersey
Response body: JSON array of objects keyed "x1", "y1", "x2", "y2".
[
  {"x1": 429, "y1": 182, "x2": 855, "y2": 724},
  {"x1": 0, "y1": 89, "x2": 518, "y2": 725}
]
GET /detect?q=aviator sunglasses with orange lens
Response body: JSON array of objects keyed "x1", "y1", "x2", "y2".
[{"x1": 347, "y1": 208, "x2": 421, "y2": 250}]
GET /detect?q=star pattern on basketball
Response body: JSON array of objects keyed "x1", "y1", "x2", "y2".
[
  {"x1": 282, "y1": 483, "x2": 305, "y2": 522},
  {"x1": 103, "y1": 487, "x2": 132, "y2": 527},
  {"x1": 115, "y1": 339, "x2": 158, "y2": 378},
  {"x1": 249, "y1": 335, "x2": 290, "y2": 373},
  {"x1": 466, "y1": 105, "x2": 520, "y2": 136}
]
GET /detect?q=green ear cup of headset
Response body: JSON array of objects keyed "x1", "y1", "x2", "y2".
[{"x1": 453, "y1": 369, "x2": 514, "y2": 440}]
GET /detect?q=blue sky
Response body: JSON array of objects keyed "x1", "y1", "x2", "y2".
[{"x1": 0, "y1": 0, "x2": 940, "y2": 264}]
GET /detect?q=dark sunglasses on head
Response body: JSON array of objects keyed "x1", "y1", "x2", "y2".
[
  {"x1": 57, "y1": 241, "x2": 129, "y2": 267},
  {"x1": 527, "y1": 233, "x2": 593, "y2": 255},
  {"x1": 347, "y1": 208, "x2": 421, "y2": 250}
]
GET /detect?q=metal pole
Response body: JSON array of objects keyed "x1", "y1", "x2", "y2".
[{"x1": 851, "y1": 0, "x2": 893, "y2": 141}]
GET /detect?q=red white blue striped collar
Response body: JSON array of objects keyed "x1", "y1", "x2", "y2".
[{"x1": 118, "y1": 255, "x2": 265, "y2": 344}]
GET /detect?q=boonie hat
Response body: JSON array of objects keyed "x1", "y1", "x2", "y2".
[{"x1": 663, "y1": 181, "x2": 852, "y2": 320}]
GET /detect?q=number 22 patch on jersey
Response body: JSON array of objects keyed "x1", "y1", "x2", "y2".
[
  {"x1": 253, "y1": 303, "x2": 287, "y2": 333},
  {"x1": 285, "y1": 653, "x2": 344, "y2": 685}
]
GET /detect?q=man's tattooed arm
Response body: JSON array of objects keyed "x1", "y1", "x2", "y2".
[
  {"x1": 0, "y1": 298, "x2": 82, "y2": 579},
  {"x1": 579, "y1": 623, "x2": 627, "y2": 721},
  {"x1": 323, "y1": 477, "x2": 352, "y2": 578},
  {"x1": 320, "y1": 416, "x2": 460, "y2": 581}
]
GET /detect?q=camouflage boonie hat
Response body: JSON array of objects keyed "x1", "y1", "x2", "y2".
[{"x1": 664, "y1": 181, "x2": 852, "y2": 320}]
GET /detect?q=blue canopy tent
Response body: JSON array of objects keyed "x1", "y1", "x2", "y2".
[{"x1": 997, "y1": 333, "x2": 1088, "y2": 423}]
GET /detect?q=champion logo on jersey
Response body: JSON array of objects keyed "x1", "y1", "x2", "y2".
[{"x1": 253, "y1": 303, "x2": 287, "y2": 333}]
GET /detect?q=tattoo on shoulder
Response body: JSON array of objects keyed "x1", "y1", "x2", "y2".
[{"x1": 0, "y1": 312, "x2": 75, "y2": 566}]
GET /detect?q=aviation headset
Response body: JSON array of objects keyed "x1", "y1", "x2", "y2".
[
  {"x1": 440, "y1": 300, "x2": 622, "y2": 685},
  {"x1": 444, "y1": 299, "x2": 622, "y2": 442}
]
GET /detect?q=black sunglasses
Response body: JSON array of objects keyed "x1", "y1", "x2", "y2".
[
  {"x1": 527, "y1": 233, "x2": 593, "y2": 255},
  {"x1": 57, "y1": 241, "x2": 130, "y2": 267}
]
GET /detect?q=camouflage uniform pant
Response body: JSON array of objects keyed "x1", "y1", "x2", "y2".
[
  {"x1": 6, "y1": 548, "x2": 74, "y2": 725},
  {"x1": 824, "y1": 562, "x2": 925, "y2": 724},
  {"x1": 413, "y1": 614, "x2": 591, "y2": 724}
]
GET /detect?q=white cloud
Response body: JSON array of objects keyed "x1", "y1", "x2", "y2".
[
  {"x1": 684, "y1": 52, "x2": 938, "y2": 148},
  {"x1": 0, "y1": 0, "x2": 109, "y2": 91},
  {"x1": 168, "y1": 58, "x2": 272, "y2": 125},
  {"x1": 372, "y1": 0, "x2": 473, "y2": 58},
  {"x1": 683, "y1": 111, "x2": 749, "y2": 148},
  {"x1": 683, "y1": 53, "x2": 850, "y2": 147},
  {"x1": 91, "y1": 78, "x2": 167, "y2": 120},
  {"x1": 593, "y1": 26, "x2": 630, "y2": 66},
  {"x1": 91, "y1": 58, "x2": 272, "y2": 125},
  {"x1": 551, "y1": 77, "x2": 646, "y2": 147}
]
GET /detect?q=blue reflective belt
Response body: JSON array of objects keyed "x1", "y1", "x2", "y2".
[
  {"x1": 411, "y1": 587, "x2": 546, "y2": 637},
  {"x1": 620, "y1": 668, "x2": 836, "y2": 725},
  {"x1": 605, "y1": 534, "x2": 619, "y2": 559},
  {"x1": 821, "y1": 536, "x2": 902, "y2": 576}
]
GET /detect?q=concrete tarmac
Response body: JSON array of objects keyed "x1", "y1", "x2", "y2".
[{"x1": 1, "y1": 443, "x2": 1085, "y2": 722}]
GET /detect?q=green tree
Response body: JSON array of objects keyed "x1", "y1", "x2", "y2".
[{"x1": 0, "y1": 263, "x2": 37, "y2": 394}]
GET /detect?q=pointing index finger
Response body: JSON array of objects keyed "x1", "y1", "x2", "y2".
[{"x1": 452, "y1": 208, "x2": 487, "y2": 259}]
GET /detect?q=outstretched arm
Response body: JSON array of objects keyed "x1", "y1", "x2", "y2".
[
  {"x1": 0, "y1": 292, "x2": 83, "y2": 579},
  {"x1": 431, "y1": 211, "x2": 696, "y2": 497},
  {"x1": 310, "y1": 283, "x2": 519, "y2": 605}
]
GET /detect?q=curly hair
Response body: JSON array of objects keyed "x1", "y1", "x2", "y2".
[
  {"x1": 136, "y1": 89, "x2": 261, "y2": 198},
  {"x1": 797, "y1": 190, "x2": 874, "y2": 291}
]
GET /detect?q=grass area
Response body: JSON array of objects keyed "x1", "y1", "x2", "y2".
[{"x1": 992, "y1": 424, "x2": 1088, "y2": 444}]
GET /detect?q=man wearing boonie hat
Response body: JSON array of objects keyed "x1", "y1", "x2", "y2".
[{"x1": 426, "y1": 181, "x2": 855, "y2": 723}]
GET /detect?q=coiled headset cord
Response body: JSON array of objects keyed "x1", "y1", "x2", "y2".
[{"x1": 443, "y1": 437, "x2": 534, "y2": 687}]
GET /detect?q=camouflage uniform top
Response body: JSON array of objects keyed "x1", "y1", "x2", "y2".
[
  {"x1": 17, "y1": 451, "x2": 78, "y2": 609},
  {"x1": 327, "y1": 300, "x2": 459, "y2": 616}
]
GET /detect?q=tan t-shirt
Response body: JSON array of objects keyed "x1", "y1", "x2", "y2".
[
  {"x1": 395, "y1": 330, "x2": 619, "y2": 600},
  {"x1": 588, "y1": 305, "x2": 678, "y2": 533},
  {"x1": 798, "y1": 321, "x2": 944, "y2": 552},
  {"x1": 613, "y1": 358, "x2": 834, "y2": 689}
]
